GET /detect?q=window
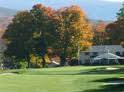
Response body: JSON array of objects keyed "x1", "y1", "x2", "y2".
[
  {"x1": 93, "y1": 52, "x2": 98, "y2": 56},
  {"x1": 90, "y1": 52, "x2": 98, "y2": 58},
  {"x1": 122, "y1": 52, "x2": 124, "y2": 56},
  {"x1": 85, "y1": 52, "x2": 89, "y2": 55},
  {"x1": 116, "y1": 52, "x2": 121, "y2": 56}
]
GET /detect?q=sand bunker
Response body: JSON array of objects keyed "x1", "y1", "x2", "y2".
[
  {"x1": 0, "y1": 73, "x2": 16, "y2": 75},
  {"x1": 104, "y1": 77, "x2": 124, "y2": 85},
  {"x1": 106, "y1": 67, "x2": 119, "y2": 70}
]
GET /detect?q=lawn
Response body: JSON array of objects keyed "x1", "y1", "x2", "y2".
[{"x1": 0, "y1": 65, "x2": 124, "y2": 92}]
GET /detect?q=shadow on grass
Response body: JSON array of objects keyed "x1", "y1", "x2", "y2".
[
  {"x1": 82, "y1": 84, "x2": 124, "y2": 92},
  {"x1": 93, "y1": 77, "x2": 124, "y2": 82},
  {"x1": 78, "y1": 77, "x2": 124, "y2": 92},
  {"x1": 77, "y1": 67, "x2": 124, "y2": 75}
]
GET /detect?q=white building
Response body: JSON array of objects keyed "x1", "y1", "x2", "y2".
[{"x1": 79, "y1": 45, "x2": 124, "y2": 64}]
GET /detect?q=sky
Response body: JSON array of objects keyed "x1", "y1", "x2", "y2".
[
  {"x1": 0, "y1": 0, "x2": 123, "y2": 20},
  {"x1": 102, "y1": 0, "x2": 124, "y2": 2},
  {"x1": 0, "y1": 0, "x2": 123, "y2": 10}
]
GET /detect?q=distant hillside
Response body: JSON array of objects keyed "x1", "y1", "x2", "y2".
[
  {"x1": 0, "y1": 7, "x2": 17, "y2": 17},
  {"x1": 0, "y1": 6, "x2": 113, "y2": 38},
  {"x1": 0, "y1": 16, "x2": 13, "y2": 29},
  {"x1": 0, "y1": 7, "x2": 17, "y2": 29},
  {"x1": 89, "y1": 19, "x2": 113, "y2": 25}
]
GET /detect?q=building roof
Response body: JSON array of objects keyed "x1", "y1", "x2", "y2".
[
  {"x1": 82, "y1": 45, "x2": 124, "y2": 52},
  {"x1": 94, "y1": 53, "x2": 124, "y2": 60}
]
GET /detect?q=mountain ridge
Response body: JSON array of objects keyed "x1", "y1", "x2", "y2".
[
  {"x1": 0, "y1": 6, "x2": 113, "y2": 29},
  {"x1": 0, "y1": 7, "x2": 17, "y2": 17},
  {"x1": 0, "y1": 6, "x2": 113, "y2": 38}
]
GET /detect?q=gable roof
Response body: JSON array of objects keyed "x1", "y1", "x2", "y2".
[
  {"x1": 94, "y1": 53, "x2": 124, "y2": 60},
  {"x1": 83, "y1": 45, "x2": 124, "y2": 52}
]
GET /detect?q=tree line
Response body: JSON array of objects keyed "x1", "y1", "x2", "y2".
[
  {"x1": 3, "y1": 3, "x2": 124, "y2": 68},
  {"x1": 2, "y1": 4, "x2": 93, "y2": 68},
  {"x1": 93, "y1": 4, "x2": 124, "y2": 46}
]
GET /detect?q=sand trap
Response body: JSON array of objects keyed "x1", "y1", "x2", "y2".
[
  {"x1": 106, "y1": 67, "x2": 119, "y2": 70},
  {"x1": 104, "y1": 81, "x2": 124, "y2": 85},
  {"x1": 0, "y1": 73, "x2": 16, "y2": 75},
  {"x1": 103, "y1": 77, "x2": 124, "y2": 85}
]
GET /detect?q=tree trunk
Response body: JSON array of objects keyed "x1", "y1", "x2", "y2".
[
  {"x1": 77, "y1": 46, "x2": 80, "y2": 65},
  {"x1": 60, "y1": 47, "x2": 67, "y2": 66},
  {"x1": 42, "y1": 56, "x2": 46, "y2": 68},
  {"x1": 60, "y1": 55, "x2": 66, "y2": 66},
  {"x1": 27, "y1": 56, "x2": 30, "y2": 68}
]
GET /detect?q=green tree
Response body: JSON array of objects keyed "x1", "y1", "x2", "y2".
[
  {"x1": 3, "y1": 11, "x2": 34, "y2": 68},
  {"x1": 3, "y1": 4, "x2": 57, "y2": 68}
]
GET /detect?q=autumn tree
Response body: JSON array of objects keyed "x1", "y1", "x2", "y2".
[
  {"x1": 30, "y1": 4, "x2": 56, "y2": 67},
  {"x1": 106, "y1": 3, "x2": 124, "y2": 45},
  {"x1": 3, "y1": 4, "x2": 93, "y2": 68},
  {"x1": 54, "y1": 6, "x2": 93, "y2": 65},
  {"x1": 106, "y1": 21, "x2": 121, "y2": 44},
  {"x1": 116, "y1": 3, "x2": 124, "y2": 45},
  {"x1": 93, "y1": 21, "x2": 108, "y2": 45}
]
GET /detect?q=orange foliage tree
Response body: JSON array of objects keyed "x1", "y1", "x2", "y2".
[
  {"x1": 54, "y1": 5, "x2": 93, "y2": 65},
  {"x1": 106, "y1": 4, "x2": 124, "y2": 45},
  {"x1": 93, "y1": 21, "x2": 108, "y2": 45},
  {"x1": 106, "y1": 21, "x2": 121, "y2": 45}
]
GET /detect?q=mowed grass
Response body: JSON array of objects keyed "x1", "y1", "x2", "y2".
[{"x1": 0, "y1": 65, "x2": 124, "y2": 92}]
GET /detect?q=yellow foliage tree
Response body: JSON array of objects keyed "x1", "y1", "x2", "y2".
[{"x1": 54, "y1": 5, "x2": 93, "y2": 65}]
